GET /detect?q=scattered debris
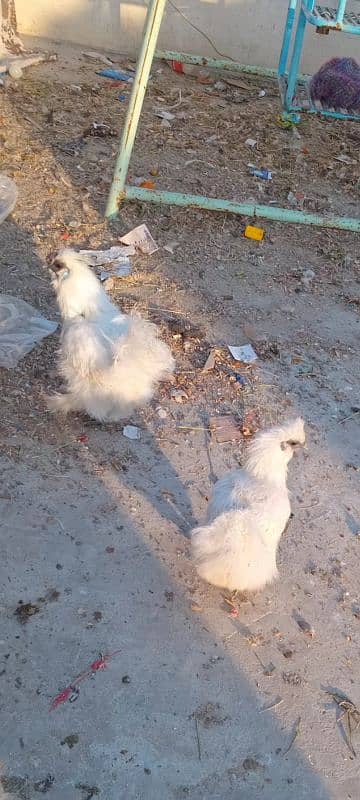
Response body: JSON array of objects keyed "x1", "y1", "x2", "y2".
[
  {"x1": 82, "y1": 51, "x2": 114, "y2": 65},
  {"x1": 122, "y1": 674, "x2": 131, "y2": 684},
  {"x1": 244, "y1": 224, "x2": 265, "y2": 242},
  {"x1": 283, "y1": 716, "x2": 301, "y2": 756},
  {"x1": 228, "y1": 344, "x2": 258, "y2": 364},
  {"x1": 326, "y1": 689, "x2": 360, "y2": 757},
  {"x1": 80, "y1": 246, "x2": 133, "y2": 280},
  {"x1": 202, "y1": 349, "x2": 216, "y2": 372},
  {"x1": 0, "y1": 174, "x2": 17, "y2": 224},
  {"x1": 163, "y1": 241, "x2": 179, "y2": 254},
  {"x1": 259, "y1": 696, "x2": 284, "y2": 713},
  {"x1": 245, "y1": 138, "x2": 257, "y2": 147},
  {"x1": 83, "y1": 122, "x2": 117, "y2": 138},
  {"x1": 191, "y1": 603, "x2": 203, "y2": 612},
  {"x1": 0, "y1": 295, "x2": 57, "y2": 368},
  {"x1": 210, "y1": 415, "x2": 243, "y2": 443},
  {"x1": 120, "y1": 223, "x2": 159, "y2": 255},
  {"x1": 194, "y1": 717, "x2": 202, "y2": 761},
  {"x1": 170, "y1": 388, "x2": 188, "y2": 403},
  {"x1": 96, "y1": 68, "x2": 132, "y2": 81},
  {"x1": 294, "y1": 613, "x2": 315, "y2": 638},
  {"x1": 249, "y1": 167, "x2": 272, "y2": 180},
  {"x1": 302, "y1": 269, "x2": 316, "y2": 288},
  {"x1": 50, "y1": 650, "x2": 121, "y2": 710},
  {"x1": 33, "y1": 774, "x2": 55, "y2": 793},
  {"x1": 154, "y1": 109, "x2": 175, "y2": 121},
  {"x1": 254, "y1": 652, "x2": 276, "y2": 676},
  {"x1": 123, "y1": 425, "x2": 141, "y2": 440}
]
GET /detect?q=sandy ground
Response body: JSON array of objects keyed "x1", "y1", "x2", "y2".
[{"x1": 0, "y1": 38, "x2": 360, "y2": 800}]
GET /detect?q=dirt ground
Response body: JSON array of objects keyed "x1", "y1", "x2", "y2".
[{"x1": 0, "y1": 38, "x2": 360, "y2": 800}]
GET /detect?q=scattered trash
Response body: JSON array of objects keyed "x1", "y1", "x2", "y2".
[
  {"x1": 241, "y1": 410, "x2": 259, "y2": 437},
  {"x1": 82, "y1": 51, "x2": 114, "y2": 66},
  {"x1": 249, "y1": 167, "x2": 272, "y2": 180},
  {"x1": 123, "y1": 425, "x2": 141, "y2": 440},
  {"x1": 258, "y1": 89, "x2": 267, "y2": 98},
  {"x1": 283, "y1": 716, "x2": 301, "y2": 756},
  {"x1": 259, "y1": 696, "x2": 284, "y2": 713},
  {"x1": 244, "y1": 225, "x2": 265, "y2": 242},
  {"x1": 96, "y1": 68, "x2": 132, "y2": 81},
  {"x1": 79, "y1": 246, "x2": 133, "y2": 280},
  {"x1": 0, "y1": 174, "x2": 18, "y2": 224},
  {"x1": 83, "y1": 122, "x2": 117, "y2": 138},
  {"x1": 154, "y1": 109, "x2": 175, "y2": 121},
  {"x1": 122, "y1": 674, "x2": 131, "y2": 684},
  {"x1": 120, "y1": 223, "x2": 158, "y2": 255},
  {"x1": 168, "y1": 61, "x2": 209, "y2": 81},
  {"x1": 0, "y1": 295, "x2": 57, "y2": 368},
  {"x1": 287, "y1": 190, "x2": 305, "y2": 208},
  {"x1": 202, "y1": 349, "x2": 216, "y2": 372},
  {"x1": 302, "y1": 269, "x2": 316, "y2": 289},
  {"x1": 326, "y1": 690, "x2": 360, "y2": 757},
  {"x1": 245, "y1": 138, "x2": 257, "y2": 148},
  {"x1": 191, "y1": 603, "x2": 203, "y2": 612},
  {"x1": 335, "y1": 153, "x2": 354, "y2": 165},
  {"x1": 294, "y1": 614, "x2": 315, "y2": 638},
  {"x1": 170, "y1": 388, "x2": 188, "y2": 403},
  {"x1": 105, "y1": 546, "x2": 115, "y2": 554},
  {"x1": 140, "y1": 179, "x2": 156, "y2": 189},
  {"x1": 235, "y1": 374, "x2": 246, "y2": 386},
  {"x1": 163, "y1": 241, "x2": 179, "y2": 254},
  {"x1": 210, "y1": 415, "x2": 243, "y2": 443},
  {"x1": 156, "y1": 406, "x2": 168, "y2": 419},
  {"x1": 50, "y1": 650, "x2": 121, "y2": 710},
  {"x1": 228, "y1": 344, "x2": 258, "y2": 364},
  {"x1": 118, "y1": 94, "x2": 127, "y2": 102}
]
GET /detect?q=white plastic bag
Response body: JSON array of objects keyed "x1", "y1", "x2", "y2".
[
  {"x1": 0, "y1": 295, "x2": 58, "y2": 368},
  {"x1": 0, "y1": 174, "x2": 17, "y2": 224}
]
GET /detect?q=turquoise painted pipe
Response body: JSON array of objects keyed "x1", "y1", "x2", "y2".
[
  {"x1": 155, "y1": 49, "x2": 278, "y2": 78},
  {"x1": 118, "y1": 186, "x2": 360, "y2": 232}
]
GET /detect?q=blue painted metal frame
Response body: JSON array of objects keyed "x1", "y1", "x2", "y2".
[{"x1": 278, "y1": 0, "x2": 360, "y2": 122}]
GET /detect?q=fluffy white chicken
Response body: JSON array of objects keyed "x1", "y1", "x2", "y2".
[
  {"x1": 48, "y1": 249, "x2": 175, "y2": 421},
  {"x1": 191, "y1": 418, "x2": 305, "y2": 593}
]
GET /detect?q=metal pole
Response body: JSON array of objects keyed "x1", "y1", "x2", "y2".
[
  {"x1": 278, "y1": 0, "x2": 297, "y2": 77},
  {"x1": 124, "y1": 186, "x2": 360, "y2": 232},
  {"x1": 105, "y1": 0, "x2": 167, "y2": 218}
]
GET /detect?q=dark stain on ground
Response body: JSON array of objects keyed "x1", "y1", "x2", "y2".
[
  {"x1": 191, "y1": 702, "x2": 228, "y2": 728},
  {"x1": 15, "y1": 589, "x2": 61, "y2": 624},
  {"x1": 1, "y1": 774, "x2": 55, "y2": 798},
  {"x1": 76, "y1": 784, "x2": 100, "y2": 799},
  {"x1": 15, "y1": 601, "x2": 40, "y2": 624},
  {"x1": 1, "y1": 776, "x2": 28, "y2": 800},
  {"x1": 61, "y1": 733, "x2": 79, "y2": 748}
]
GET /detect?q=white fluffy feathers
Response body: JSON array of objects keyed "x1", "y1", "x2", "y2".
[
  {"x1": 191, "y1": 418, "x2": 305, "y2": 592},
  {"x1": 48, "y1": 249, "x2": 174, "y2": 421}
]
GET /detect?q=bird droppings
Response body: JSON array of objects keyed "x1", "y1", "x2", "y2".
[
  {"x1": 61, "y1": 733, "x2": 79, "y2": 748},
  {"x1": 75, "y1": 784, "x2": 100, "y2": 800},
  {"x1": 192, "y1": 702, "x2": 228, "y2": 728},
  {"x1": 33, "y1": 774, "x2": 55, "y2": 793},
  {"x1": 15, "y1": 601, "x2": 40, "y2": 624}
]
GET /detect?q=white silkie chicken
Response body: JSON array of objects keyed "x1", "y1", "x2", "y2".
[
  {"x1": 191, "y1": 418, "x2": 305, "y2": 593},
  {"x1": 48, "y1": 249, "x2": 175, "y2": 421}
]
